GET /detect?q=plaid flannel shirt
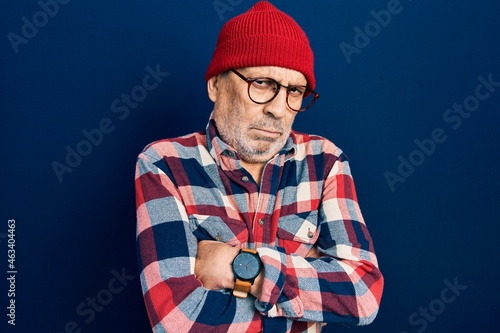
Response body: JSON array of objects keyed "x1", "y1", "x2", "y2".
[{"x1": 136, "y1": 116, "x2": 384, "y2": 333}]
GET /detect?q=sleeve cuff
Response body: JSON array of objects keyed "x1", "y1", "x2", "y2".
[{"x1": 255, "y1": 247, "x2": 304, "y2": 318}]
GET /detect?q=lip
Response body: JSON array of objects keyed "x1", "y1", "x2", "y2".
[{"x1": 251, "y1": 128, "x2": 282, "y2": 138}]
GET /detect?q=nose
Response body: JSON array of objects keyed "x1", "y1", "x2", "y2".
[{"x1": 263, "y1": 87, "x2": 288, "y2": 118}]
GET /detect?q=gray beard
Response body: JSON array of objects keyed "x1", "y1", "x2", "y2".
[{"x1": 216, "y1": 115, "x2": 291, "y2": 163}]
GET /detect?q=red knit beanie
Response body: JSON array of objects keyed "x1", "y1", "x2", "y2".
[{"x1": 205, "y1": 1, "x2": 315, "y2": 89}]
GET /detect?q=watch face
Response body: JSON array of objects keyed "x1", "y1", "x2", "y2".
[{"x1": 233, "y1": 251, "x2": 261, "y2": 281}]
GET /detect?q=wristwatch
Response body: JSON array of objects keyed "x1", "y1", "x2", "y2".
[{"x1": 232, "y1": 248, "x2": 262, "y2": 298}]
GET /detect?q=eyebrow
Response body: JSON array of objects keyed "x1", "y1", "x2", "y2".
[{"x1": 243, "y1": 70, "x2": 307, "y2": 86}]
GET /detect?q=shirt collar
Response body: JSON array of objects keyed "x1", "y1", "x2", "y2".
[{"x1": 205, "y1": 111, "x2": 296, "y2": 166}]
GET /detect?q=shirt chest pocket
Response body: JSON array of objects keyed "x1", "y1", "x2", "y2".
[
  {"x1": 277, "y1": 210, "x2": 320, "y2": 257},
  {"x1": 188, "y1": 214, "x2": 248, "y2": 246}
]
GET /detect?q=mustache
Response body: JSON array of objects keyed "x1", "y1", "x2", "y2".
[{"x1": 248, "y1": 118, "x2": 286, "y2": 134}]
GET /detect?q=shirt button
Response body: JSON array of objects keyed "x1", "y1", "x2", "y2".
[
  {"x1": 258, "y1": 219, "x2": 265, "y2": 226},
  {"x1": 215, "y1": 235, "x2": 223, "y2": 241},
  {"x1": 242, "y1": 176, "x2": 249, "y2": 182}
]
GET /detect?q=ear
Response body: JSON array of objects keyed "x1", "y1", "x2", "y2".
[{"x1": 207, "y1": 76, "x2": 219, "y2": 103}]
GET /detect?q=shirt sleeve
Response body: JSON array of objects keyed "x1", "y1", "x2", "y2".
[
  {"x1": 135, "y1": 149, "x2": 258, "y2": 333},
  {"x1": 254, "y1": 153, "x2": 384, "y2": 326}
]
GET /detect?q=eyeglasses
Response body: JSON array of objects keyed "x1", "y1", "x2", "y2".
[{"x1": 229, "y1": 69, "x2": 320, "y2": 112}]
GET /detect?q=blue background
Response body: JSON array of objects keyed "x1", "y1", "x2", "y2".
[{"x1": 2, "y1": 0, "x2": 499, "y2": 332}]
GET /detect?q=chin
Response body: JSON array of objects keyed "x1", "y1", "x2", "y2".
[
  {"x1": 236, "y1": 135, "x2": 287, "y2": 163},
  {"x1": 241, "y1": 147, "x2": 280, "y2": 163}
]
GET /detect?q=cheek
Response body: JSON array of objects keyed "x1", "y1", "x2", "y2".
[{"x1": 236, "y1": 105, "x2": 262, "y2": 126}]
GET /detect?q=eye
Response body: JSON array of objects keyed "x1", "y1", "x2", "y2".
[
  {"x1": 288, "y1": 86, "x2": 306, "y2": 97},
  {"x1": 251, "y1": 79, "x2": 277, "y2": 91}
]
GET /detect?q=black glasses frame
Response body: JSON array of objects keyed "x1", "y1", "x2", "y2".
[{"x1": 229, "y1": 68, "x2": 319, "y2": 112}]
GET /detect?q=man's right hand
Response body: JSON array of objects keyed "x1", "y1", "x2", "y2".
[{"x1": 194, "y1": 240, "x2": 239, "y2": 290}]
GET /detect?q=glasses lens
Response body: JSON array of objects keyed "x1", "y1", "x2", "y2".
[
  {"x1": 247, "y1": 77, "x2": 317, "y2": 112},
  {"x1": 248, "y1": 78, "x2": 279, "y2": 104},
  {"x1": 287, "y1": 87, "x2": 316, "y2": 112}
]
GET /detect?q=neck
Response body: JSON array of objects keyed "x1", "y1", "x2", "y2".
[{"x1": 240, "y1": 160, "x2": 266, "y2": 186}]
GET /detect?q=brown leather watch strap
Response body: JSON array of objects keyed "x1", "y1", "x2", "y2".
[
  {"x1": 242, "y1": 248, "x2": 258, "y2": 255},
  {"x1": 233, "y1": 279, "x2": 252, "y2": 298}
]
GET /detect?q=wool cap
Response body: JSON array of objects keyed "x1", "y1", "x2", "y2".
[{"x1": 205, "y1": 1, "x2": 315, "y2": 89}]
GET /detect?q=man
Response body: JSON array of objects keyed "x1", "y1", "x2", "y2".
[{"x1": 135, "y1": 2, "x2": 383, "y2": 332}]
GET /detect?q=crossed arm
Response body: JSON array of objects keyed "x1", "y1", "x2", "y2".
[
  {"x1": 194, "y1": 240, "x2": 321, "y2": 299},
  {"x1": 136, "y1": 149, "x2": 383, "y2": 332}
]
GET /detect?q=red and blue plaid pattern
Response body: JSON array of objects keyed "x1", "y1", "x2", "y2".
[{"x1": 136, "y1": 117, "x2": 383, "y2": 333}]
